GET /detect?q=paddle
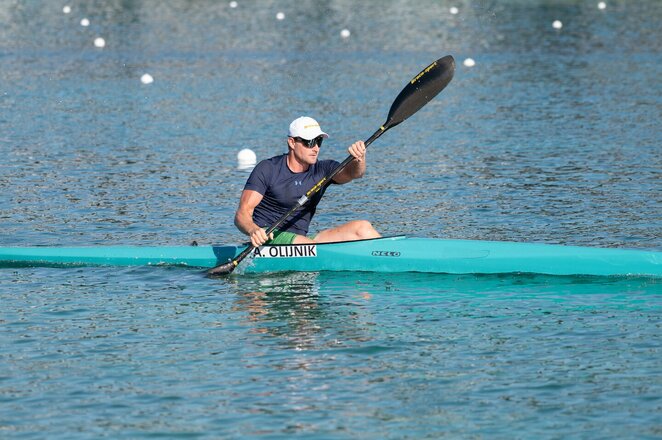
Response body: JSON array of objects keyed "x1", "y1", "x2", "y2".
[{"x1": 207, "y1": 55, "x2": 456, "y2": 276}]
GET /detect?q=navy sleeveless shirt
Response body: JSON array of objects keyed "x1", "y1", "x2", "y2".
[{"x1": 244, "y1": 154, "x2": 340, "y2": 235}]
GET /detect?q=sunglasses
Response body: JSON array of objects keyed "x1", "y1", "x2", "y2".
[{"x1": 293, "y1": 136, "x2": 324, "y2": 148}]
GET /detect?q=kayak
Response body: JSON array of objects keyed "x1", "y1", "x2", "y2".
[{"x1": 0, "y1": 236, "x2": 660, "y2": 277}]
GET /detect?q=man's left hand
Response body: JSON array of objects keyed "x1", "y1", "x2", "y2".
[{"x1": 348, "y1": 141, "x2": 366, "y2": 162}]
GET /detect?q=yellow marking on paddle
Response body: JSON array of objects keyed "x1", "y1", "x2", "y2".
[
  {"x1": 410, "y1": 60, "x2": 438, "y2": 84},
  {"x1": 307, "y1": 177, "x2": 327, "y2": 197}
]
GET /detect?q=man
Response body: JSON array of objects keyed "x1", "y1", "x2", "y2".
[{"x1": 235, "y1": 116, "x2": 381, "y2": 247}]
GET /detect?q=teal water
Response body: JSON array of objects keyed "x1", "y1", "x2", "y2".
[
  {"x1": 1, "y1": 0, "x2": 661, "y2": 438},
  {"x1": 2, "y1": 269, "x2": 660, "y2": 438}
]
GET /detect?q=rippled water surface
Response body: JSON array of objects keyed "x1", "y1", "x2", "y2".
[
  {"x1": 2, "y1": 269, "x2": 661, "y2": 438},
  {"x1": 1, "y1": 0, "x2": 661, "y2": 438}
]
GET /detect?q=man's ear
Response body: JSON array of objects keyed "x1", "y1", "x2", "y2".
[{"x1": 287, "y1": 137, "x2": 296, "y2": 151}]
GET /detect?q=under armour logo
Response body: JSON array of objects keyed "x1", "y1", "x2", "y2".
[{"x1": 294, "y1": 181, "x2": 302, "y2": 186}]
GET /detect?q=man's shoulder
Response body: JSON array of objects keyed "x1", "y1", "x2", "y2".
[
  {"x1": 317, "y1": 159, "x2": 339, "y2": 166},
  {"x1": 253, "y1": 153, "x2": 286, "y2": 172},
  {"x1": 258, "y1": 153, "x2": 287, "y2": 168},
  {"x1": 315, "y1": 159, "x2": 340, "y2": 173},
  {"x1": 266, "y1": 153, "x2": 288, "y2": 162}
]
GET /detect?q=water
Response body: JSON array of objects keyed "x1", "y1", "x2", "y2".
[
  {"x1": 2, "y1": 269, "x2": 660, "y2": 438},
  {"x1": 1, "y1": 0, "x2": 661, "y2": 438}
]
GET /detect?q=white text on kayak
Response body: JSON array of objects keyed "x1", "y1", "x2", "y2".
[{"x1": 253, "y1": 245, "x2": 317, "y2": 258}]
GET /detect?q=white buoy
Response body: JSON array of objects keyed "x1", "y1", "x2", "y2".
[
  {"x1": 553, "y1": 20, "x2": 563, "y2": 29},
  {"x1": 450, "y1": 6, "x2": 459, "y2": 15},
  {"x1": 276, "y1": 12, "x2": 285, "y2": 20},
  {"x1": 140, "y1": 73, "x2": 154, "y2": 85},
  {"x1": 463, "y1": 58, "x2": 476, "y2": 67},
  {"x1": 63, "y1": 5, "x2": 71, "y2": 14},
  {"x1": 237, "y1": 149, "x2": 257, "y2": 170},
  {"x1": 340, "y1": 29, "x2": 351, "y2": 39},
  {"x1": 93, "y1": 37, "x2": 105, "y2": 48},
  {"x1": 80, "y1": 18, "x2": 90, "y2": 27},
  {"x1": 229, "y1": 1, "x2": 238, "y2": 7},
  {"x1": 598, "y1": 2, "x2": 606, "y2": 9}
]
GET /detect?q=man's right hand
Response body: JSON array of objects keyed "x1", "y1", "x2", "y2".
[{"x1": 249, "y1": 227, "x2": 273, "y2": 247}]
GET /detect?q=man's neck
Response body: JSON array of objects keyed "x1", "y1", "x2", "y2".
[{"x1": 286, "y1": 152, "x2": 310, "y2": 173}]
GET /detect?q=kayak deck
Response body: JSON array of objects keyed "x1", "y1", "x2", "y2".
[{"x1": 0, "y1": 236, "x2": 660, "y2": 277}]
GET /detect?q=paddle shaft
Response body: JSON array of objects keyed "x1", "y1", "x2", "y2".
[{"x1": 226, "y1": 126, "x2": 387, "y2": 268}]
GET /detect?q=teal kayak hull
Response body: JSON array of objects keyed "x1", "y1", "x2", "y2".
[{"x1": 0, "y1": 236, "x2": 660, "y2": 277}]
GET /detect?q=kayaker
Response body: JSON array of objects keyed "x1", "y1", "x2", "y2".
[{"x1": 234, "y1": 116, "x2": 381, "y2": 247}]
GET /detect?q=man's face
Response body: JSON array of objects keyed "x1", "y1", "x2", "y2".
[{"x1": 289, "y1": 136, "x2": 322, "y2": 165}]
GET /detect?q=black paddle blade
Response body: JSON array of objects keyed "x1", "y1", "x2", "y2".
[
  {"x1": 385, "y1": 55, "x2": 455, "y2": 129},
  {"x1": 206, "y1": 260, "x2": 237, "y2": 277}
]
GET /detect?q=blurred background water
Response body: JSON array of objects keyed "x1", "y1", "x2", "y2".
[
  {"x1": 0, "y1": 0, "x2": 661, "y2": 438},
  {"x1": 1, "y1": 0, "x2": 660, "y2": 248}
]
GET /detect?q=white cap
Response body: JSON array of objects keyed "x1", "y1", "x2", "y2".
[{"x1": 288, "y1": 116, "x2": 329, "y2": 140}]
